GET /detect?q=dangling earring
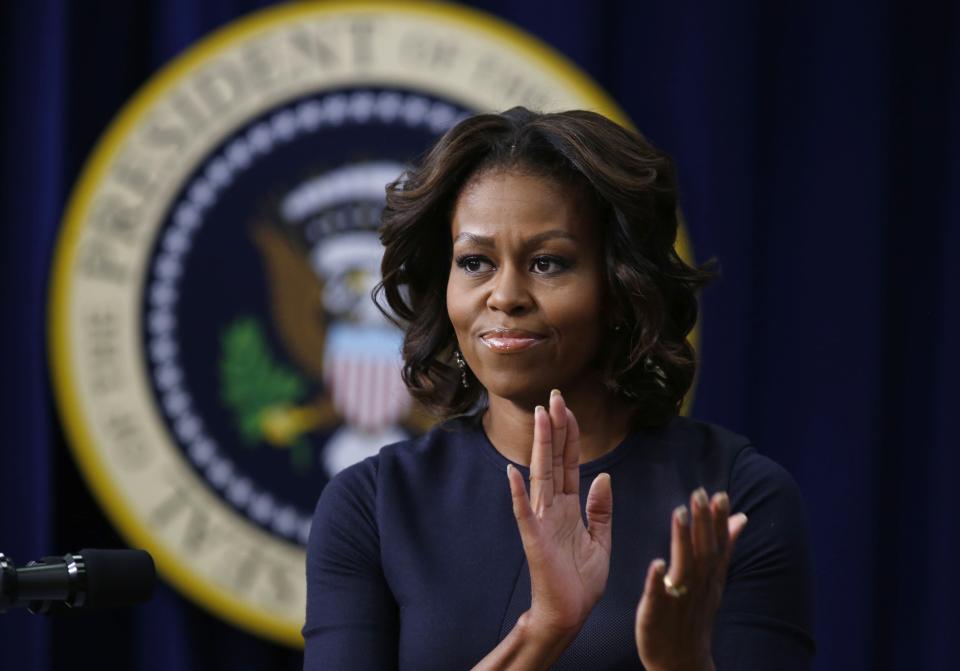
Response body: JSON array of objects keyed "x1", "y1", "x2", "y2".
[
  {"x1": 454, "y1": 349, "x2": 469, "y2": 388},
  {"x1": 644, "y1": 355, "x2": 668, "y2": 389}
]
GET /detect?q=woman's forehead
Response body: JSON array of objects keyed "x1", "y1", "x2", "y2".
[{"x1": 451, "y1": 169, "x2": 599, "y2": 243}]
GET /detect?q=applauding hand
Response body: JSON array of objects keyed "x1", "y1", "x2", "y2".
[
  {"x1": 507, "y1": 390, "x2": 613, "y2": 638},
  {"x1": 634, "y1": 488, "x2": 748, "y2": 671}
]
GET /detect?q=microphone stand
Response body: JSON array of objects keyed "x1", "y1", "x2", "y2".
[
  {"x1": 0, "y1": 553, "x2": 13, "y2": 613},
  {"x1": 0, "y1": 551, "x2": 88, "y2": 614}
]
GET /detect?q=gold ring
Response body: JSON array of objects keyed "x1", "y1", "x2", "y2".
[{"x1": 663, "y1": 574, "x2": 688, "y2": 598}]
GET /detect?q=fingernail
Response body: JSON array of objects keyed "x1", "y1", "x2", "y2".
[
  {"x1": 716, "y1": 492, "x2": 729, "y2": 508},
  {"x1": 674, "y1": 505, "x2": 689, "y2": 526},
  {"x1": 694, "y1": 488, "x2": 708, "y2": 507},
  {"x1": 507, "y1": 464, "x2": 514, "y2": 475},
  {"x1": 550, "y1": 388, "x2": 561, "y2": 398},
  {"x1": 535, "y1": 405, "x2": 545, "y2": 415}
]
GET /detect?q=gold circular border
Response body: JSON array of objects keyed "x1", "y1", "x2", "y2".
[{"x1": 49, "y1": 0, "x2": 700, "y2": 647}]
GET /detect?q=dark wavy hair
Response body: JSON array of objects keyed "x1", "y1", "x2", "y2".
[{"x1": 375, "y1": 107, "x2": 714, "y2": 427}]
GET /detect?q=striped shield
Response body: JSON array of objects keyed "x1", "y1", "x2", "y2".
[{"x1": 322, "y1": 323, "x2": 410, "y2": 431}]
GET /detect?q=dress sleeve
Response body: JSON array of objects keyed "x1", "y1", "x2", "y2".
[
  {"x1": 712, "y1": 446, "x2": 816, "y2": 670},
  {"x1": 302, "y1": 458, "x2": 398, "y2": 671}
]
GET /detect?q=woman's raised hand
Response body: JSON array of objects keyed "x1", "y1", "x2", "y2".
[
  {"x1": 507, "y1": 390, "x2": 613, "y2": 638},
  {"x1": 634, "y1": 488, "x2": 749, "y2": 671}
]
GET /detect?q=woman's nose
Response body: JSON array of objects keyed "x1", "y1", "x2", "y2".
[{"x1": 486, "y1": 264, "x2": 534, "y2": 315}]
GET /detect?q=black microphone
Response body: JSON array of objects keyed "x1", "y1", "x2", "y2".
[{"x1": 0, "y1": 549, "x2": 156, "y2": 614}]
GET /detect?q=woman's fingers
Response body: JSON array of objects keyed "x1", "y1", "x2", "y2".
[
  {"x1": 711, "y1": 492, "x2": 730, "y2": 555},
  {"x1": 665, "y1": 504, "x2": 691, "y2": 593},
  {"x1": 690, "y1": 487, "x2": 716, "y2": 559},
  {"x1": 507, "y1": 464, "x2": 534, "y2": 540},
  {"x1": 585, "y1": 473, "x2": 613, "y2": 553},
  {"x1": 529, "y1": 405, "x2": 554, "y2": 510},
  {"x1": 549, "y1": 390, "x2": 567, "y2": 494},
  {"x1": 640, "y1": 558, "x2": 668, "y2": 613},
  {"x1": 706, "y1": 511, "x2": 748, "y2": 582},
  {"x1": 636, "y1": 496, "x2": 747, "y2": 669},
  {"x1": 674, "y1": 489, "x2": 746, "y2": 589},
  {"x1": 728, "y1": 512, "x2": 748, "y2": 544},
  {"x1": 562, "y1": 407, "x2": 581, "y2": 495}
]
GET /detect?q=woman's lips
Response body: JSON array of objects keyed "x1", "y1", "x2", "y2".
[{"x1": 479, "y1": 330, "x2": 546, "y2": 352}]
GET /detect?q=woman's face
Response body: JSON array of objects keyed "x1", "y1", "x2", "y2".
[{"x1": 447, "y1": 169, "x2": 606, "y2": 406}]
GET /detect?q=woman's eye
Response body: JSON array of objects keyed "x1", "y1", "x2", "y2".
[
  {"x1": 456, "y1": 255, "x2": 493, "y2": 274},
  {"x1": 531, "y1": 256, "x2": 570, "y2": 274}
]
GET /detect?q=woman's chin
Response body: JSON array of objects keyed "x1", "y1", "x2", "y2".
[
  {"x1": 477, "y1": 365, "x2": 611, "y2": 411},
  {"x1": 478, "y1": 377, "x2": 556, "y2": 409}
]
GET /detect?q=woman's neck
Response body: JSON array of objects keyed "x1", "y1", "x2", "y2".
[{"x1": 481, "y1": 385, "x2": 632, "y2": 466}]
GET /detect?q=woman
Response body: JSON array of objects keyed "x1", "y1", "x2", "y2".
[{"x1": 303, "y1": 108, "x2": 814, "y2": 670}]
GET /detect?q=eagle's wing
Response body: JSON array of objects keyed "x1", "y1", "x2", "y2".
[{"x1": 250, "y1": 223, "x2": 327, "y2": 382}]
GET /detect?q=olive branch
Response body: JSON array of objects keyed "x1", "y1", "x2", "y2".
[{"x1": 219, "y1": 317, "x2": 313, "y2": 471}]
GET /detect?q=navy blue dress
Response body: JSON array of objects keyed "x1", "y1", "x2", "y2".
[{"x1": 303, "y1": 415, "x2": 815, "y2": 670}]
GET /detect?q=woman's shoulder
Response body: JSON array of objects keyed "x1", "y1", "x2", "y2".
[
  {"x1": 643, "y1": 415, "x2": 803, "y2": 501},
  {"x1": 652, "y1": 415, "x2": 752, "y2": 455},
  {"x1": 322, "y1": 415, "x2": 485, "y2": 495},
  {"x1": 635, "y1": 415, "x2": 751, "y2": 479},
  {"x1": 376, "y1": 414, "x2": 484, "y2": 460},
  {"x1": 311, "y1": 415, "x2": 490, "y2": 548}
]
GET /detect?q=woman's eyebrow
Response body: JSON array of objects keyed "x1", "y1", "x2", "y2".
[
  {"x1": 524, "y1": 230, "x2": 578, "y2": 246},
  {"x1": 453, "y1": 232, "x2": 495, "y2": 247},
  {"x1": 452, "y1": 230, "x2": 578, "y2": 247}
]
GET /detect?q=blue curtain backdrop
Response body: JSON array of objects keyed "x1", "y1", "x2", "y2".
[{"x1": 1, "y1": 0, "x2": 957, "y2": 668}]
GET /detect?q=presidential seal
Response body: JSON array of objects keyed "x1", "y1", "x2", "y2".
[{"x1": 49, "y1": 1, "x2": 696, "y2": 646}]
